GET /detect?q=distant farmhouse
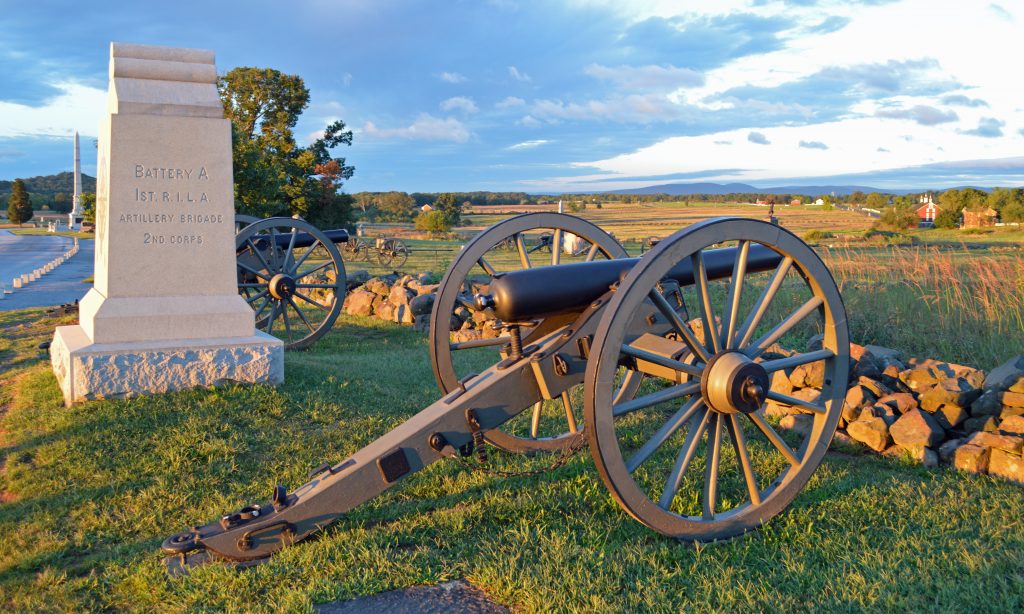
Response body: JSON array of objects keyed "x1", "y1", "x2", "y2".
[
  {"x1": 963, "y1": 207, "x2": 998, "y2": 228},
  {"x1": 915, "y1": 193, "x2": 938, "y2": 224}
]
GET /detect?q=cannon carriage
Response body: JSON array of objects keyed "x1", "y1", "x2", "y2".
[{"x1": 165, "y1": 213, "x2": 849, "y2": 566}]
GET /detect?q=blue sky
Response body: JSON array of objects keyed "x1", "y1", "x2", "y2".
[{"x1": 1, "y1": 0, "x2": 1022, "y2": 192}]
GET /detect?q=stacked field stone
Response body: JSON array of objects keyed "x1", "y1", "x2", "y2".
[{"x1": 772, "y1": 339, "x2": 1024, "y2": 483}]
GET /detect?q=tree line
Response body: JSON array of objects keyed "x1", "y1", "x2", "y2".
[{"x1": 874, "y1": 187, "x2": 1024, "y2": 230}]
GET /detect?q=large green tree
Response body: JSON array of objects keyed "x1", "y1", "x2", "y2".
[
  {"x1": 218, "y1": 67, "x2": 354, "y2": 226},
  {"x1": 80, "y1": 192, "x2": 97, "y2": 223},
  {"x1": 433, "y1": 192, "x2": 462, "y2": 227},
  {"x1": 6, "y1": 179, "x2": 33, "y2": 225}
]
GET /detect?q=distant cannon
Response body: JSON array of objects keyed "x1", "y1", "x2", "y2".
[{"x1": 165, "y1": 213, "x2": 849, "y2": 566}]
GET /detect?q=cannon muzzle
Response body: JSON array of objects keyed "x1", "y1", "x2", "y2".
[{"x1": 483, "y1": 244, "x2": 782, "y2": 323}]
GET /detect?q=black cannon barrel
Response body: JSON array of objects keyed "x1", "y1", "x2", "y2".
[
  {"x1": 237, "y1": 229, "x2": 350, "y2": 255},
  {"x1": 274, "y1": 228, "x2": 349, "y2": 249},
  {"x1": 486, "y1": 244, "x2": 782, "y2": 323}
]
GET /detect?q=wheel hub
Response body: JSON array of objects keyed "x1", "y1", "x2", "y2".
[
  {"x1": 269, "y1": 273, "x2": 296, "y2": 300},
  {"x1": 701, "y1": 351, "x2": 769, "y2": 414}
]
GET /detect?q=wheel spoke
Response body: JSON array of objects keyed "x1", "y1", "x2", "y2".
[
  {"x1": 620, "y1": 343, "x2": 704, "y2": 379},
  {"x1": 727, "y1": 414, "x2": 762, "y2": 506},
  {"x1": 761, "y1": 348, "x2": 834, "y2": 373},
  {"x1": 658, "y1": 407, "x2": 711, "y2": 509},
  {"x1": 747, "y1": 412, "x2": 799, "y2": 466},
  {"x1": 294, "y1": 291, "x2": 331, "y2": 312},
  {"x1": 291, "y1": 242, "x2": 319, "y2": 273},
  {"x1": 295, "y1": 261, "x2": 332, "y2": 280},
  {"x1": 246, "y1": 238, "x2": 275, "y2": 274},
  {"x1": 735, "y1": 256, "x2": 793, "y2": 349},
  {"x1": 478, "y1": 257, "x2": 497, "y2": 276},
  {"x1": 561, "y1": 391, "x2": 578, "y2": 433},
  {"x1": 514, "y1": 233, "x2": 532, "y2": 269},
  {"x1": 585, "y1": 242, "x2": 601, "y2": 262},
  {"x1": 254, "y1": 295, "x2": 272, "y2": 319},
  {"x1": 268, "y1": 228, "x2": 282, "y2": 271},
  {"x1": 283, "y1": 227, "x2": 299, "y2": 272},
  {"x1": 287, "y1": 296, "x2": 317, "y2": 333},
  {"x1": 691, "y1": 251, "x2": 720, "y2": 354},
  {"x1": 551, "y1": 229, "x2": 563, "y2": 266},
  {"x1": 647, "y1": 289, "x2": 710, "y2": 363},
  {"x1": 766, "y1": 390, "x2": 826, "y2": 415},
  {"x1": 238, "y1": 282, "x2": 268, "y2": 289},
  {"x1": 266, "y1": 301, "x2": 277, "y2": 336},
  {"x1": 612, "y1": 371, "x2": 645, "y2": 405},
  {"x1": 282, "y1": 299, "x2": 294, "y2": 342},
  {"x1": 745, "y1": 296, "x2": 824, "y2": 359},
  {"x1": 294, "y1": 283, "x2": 339, "y2": 289},
  {"x1": 721, "y1": 240, "x2": 749, "y2": 350},
  {"x1": 613, "y1": 382, "x2": 700, "y2": 417},
  {"x1": 702, "y1": 414, "x2": 723, "y2": 519},
  {"x1": 449, "y1": 336, "x2": 511, "y2": 351},
  {"x1": 626, "y1": 396, "x2": 704, "y2": 472},
  {"x1": 245, "y1": 288, "x2": 270, "y2": 304}
]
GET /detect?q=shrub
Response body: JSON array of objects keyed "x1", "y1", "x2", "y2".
[
  {"x1": 874, "y1": 205, "x2": 919, "y2": 231},
  {"x1": 803, "y1": 229, "x2": 835, "y2": 242}
]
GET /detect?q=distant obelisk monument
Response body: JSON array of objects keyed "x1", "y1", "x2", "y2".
[
  {"x1": 50, "y1": 42, "x2": 283, "y2": 405},
  {"x1": 68, "y1": 130, "x2": 84, "y2": 229}
]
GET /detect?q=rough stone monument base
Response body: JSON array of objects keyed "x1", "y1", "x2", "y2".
[{"x1": 50, "y1": 325, "x2": 283, "y2": 406}]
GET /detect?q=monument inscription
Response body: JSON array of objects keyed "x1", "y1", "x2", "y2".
[{"x1": 50, "y1": 42, "x2": 283, "y2": 405}]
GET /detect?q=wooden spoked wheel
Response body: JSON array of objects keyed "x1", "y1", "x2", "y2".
[
  {"x1": 236, "y1": 217, "x2": 346, "y2": 350},
  {"x1": 429, "y1": 212, "x2": 639, "y2": 454},
  {"x1": 585, "y1": 217, "x2": 849, "y2": 540},
  {"x1": 235, "y1": 213, "x2": 261, "y2": 233},
  {"x1": 374, "y1": 238, "x2": 410, "y2": 268}
]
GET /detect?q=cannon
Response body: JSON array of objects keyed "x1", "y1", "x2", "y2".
[
  {"x1": 163, "y1": 214, "x2": 849, "y2": 566},
  {"x1": 235, "y1": 216, "x2": 349, "y2": 350}
]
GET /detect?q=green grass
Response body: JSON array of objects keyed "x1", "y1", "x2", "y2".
[
  {"x1": 9, "y1": 228, "x2": 94, "y2": 240},
  {"x1": 2, "y1": 308, "x2": 1023, "y2": 612}
]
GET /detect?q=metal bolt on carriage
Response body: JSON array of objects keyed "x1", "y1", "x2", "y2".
[{"x1": 165, "y1": 212, "x2": 849, "y2": 567}]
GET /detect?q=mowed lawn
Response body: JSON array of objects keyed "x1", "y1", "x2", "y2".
[{"x1": 1, "y1": 306, "x2": 1023, "y2": 612}]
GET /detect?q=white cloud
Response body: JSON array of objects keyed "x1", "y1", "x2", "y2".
[
  {"x1": 363, "y1": 114, "x2": 471, "y2": 142},
  {"x1": 439, "y1": 71, "x2": 467, "y2": 83},
  {"x1": 508, "y1": 65, "x2": 531, "y2": 82},
  {"x1": 518, "y1": 115, "x2": 541, "y2": 127},
  {"x1": 529, "y1": 94, "x2": 689, "y2": 123},
  {"x1": 439, "y1": 96, "x2": 479, "y2": 113},
  {"x1": 506, "y1": 139, "x2": 551, "y2": 150},
  {"x1": 495, "y1": 96, "x2": 526, "y2": 109},
  {"x1": 549, "y1": 115, "x2": 1024, "y2": 190},
  {"x1": 0, "y1": 80, "x2": 105, "y2": 138},
  {"x1": 584, "y1": 63, "x2": 704, "y2": 90}
]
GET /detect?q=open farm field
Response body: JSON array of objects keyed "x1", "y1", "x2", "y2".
[{"x1": 465, "y1": 202, "x2": 875, "y2": 242}]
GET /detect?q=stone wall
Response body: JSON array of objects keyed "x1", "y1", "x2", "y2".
[
  {"x1": 340, "y1": 271, "x2": 1024, "y2": 486},
  {"x1": 776, "y1": 339, "x2": 1024, "y2": 484}
]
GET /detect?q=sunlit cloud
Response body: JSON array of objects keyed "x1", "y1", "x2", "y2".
[{"x1": 362, "y1": 114, "x2": 471, "y2": 142}]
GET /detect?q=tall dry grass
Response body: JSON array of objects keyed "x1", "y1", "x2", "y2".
[{"x1": 821, "y1": 245, "x2": 1024, "y2": 370}]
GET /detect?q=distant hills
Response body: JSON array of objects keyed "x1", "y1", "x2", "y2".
[
  {"x1": 0, "y1": 171, "x2": 96, "y2": 196},
  {"x1": 608, "y1": 182, "x2": 920, "y2": 197}
]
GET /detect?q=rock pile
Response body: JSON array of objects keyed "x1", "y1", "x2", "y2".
[
  {"x1": 775, "y1": 341, "x2": 1024, "y2": 484},
  {"x1": 340, "y1": 272, "x2": 504, "y2": 339}
]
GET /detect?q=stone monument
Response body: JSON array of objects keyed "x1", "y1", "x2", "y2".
[
  {"x1": 50, "y1": 42, "x2": 283, "y2": 405},
  {"x1": 68, "y1": 130, "x2": 84, "y2": 230}
]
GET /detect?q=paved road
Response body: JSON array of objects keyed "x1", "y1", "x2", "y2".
[{"x1": 0, "y1": 230, "x2": 95, "y2": 311}]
